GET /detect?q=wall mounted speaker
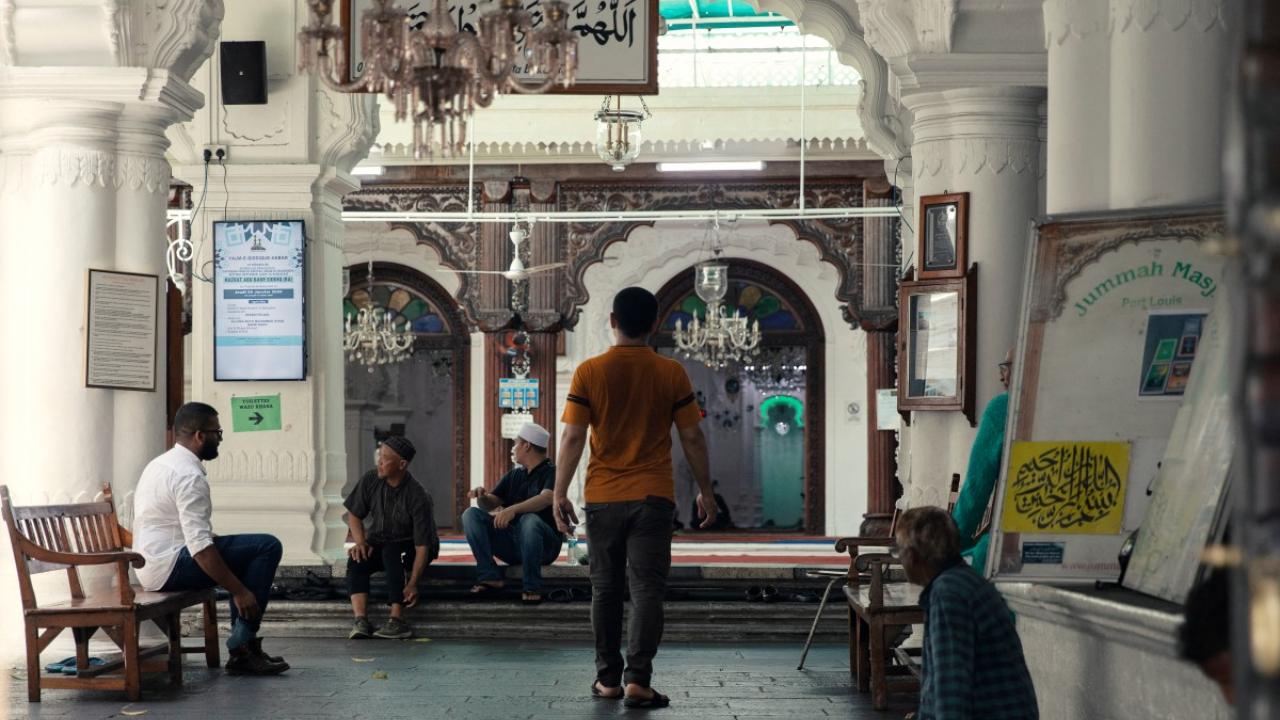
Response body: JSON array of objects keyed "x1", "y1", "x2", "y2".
[{"x1": 220, "y1": 41, "x2": 267, "y2": 105}]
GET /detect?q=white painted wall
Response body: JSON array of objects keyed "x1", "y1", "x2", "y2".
[{"x1": 561, "y1": 220, "x2": 869, "y2": 536}]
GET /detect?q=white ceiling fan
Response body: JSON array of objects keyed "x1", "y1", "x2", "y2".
[{"x1": 456, "y1": 223, "x2": 565, "y2": 281}]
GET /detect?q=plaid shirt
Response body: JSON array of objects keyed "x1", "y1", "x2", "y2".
[{"x1": 917, "y1": 561, "x2": 1039, "y2": 720}]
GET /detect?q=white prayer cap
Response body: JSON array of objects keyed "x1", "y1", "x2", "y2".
[{"x1": 517, "y1": 422, "x2": 550, "y2": 449}]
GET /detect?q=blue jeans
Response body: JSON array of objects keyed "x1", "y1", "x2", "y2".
[
  {"x1": 160, "y1": 533, "x2": 283, "y2": 650},
  {"x1": 462, "y1": 507, "x2": 562, "y2": 592}
]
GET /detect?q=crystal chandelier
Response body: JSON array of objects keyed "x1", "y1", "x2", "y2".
[
  {"x1": 673, "y1": 250, "x2": 761, "y2": 370},
  {"x1": 344, "y1": 261, "x2": 415, "y2": 371},
  {"x1": 594, "y1": 95, "x2": 650, "y2": 172},
  {"x1": 298, "y1": 0, "x2": 579, "y2": 157}
]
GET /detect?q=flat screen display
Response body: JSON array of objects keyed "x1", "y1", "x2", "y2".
[{"x1": 213, "y1": 220, "x2": 306, "y2": 381}]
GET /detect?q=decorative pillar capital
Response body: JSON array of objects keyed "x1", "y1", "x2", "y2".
[
  {"x1": 905, "y1": 86, "x2": 1046, "y2": 183},
  {"x1": 1, "y1": 1, "x2": 223, "y2": 80},
  {"x1": 1043, "y1": 0, "x2": 1110, "y2": 46},
  {"x1": 1110, "y1": 0, "x2": 1231, "y2": 35}
]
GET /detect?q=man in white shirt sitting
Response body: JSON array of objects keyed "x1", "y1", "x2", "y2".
[{"x1": 133, "y1": 402, "x2": 288, "y2": 676}]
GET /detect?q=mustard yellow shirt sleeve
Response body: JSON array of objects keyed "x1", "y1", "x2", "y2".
[
  {"x1": 562, "y1": 363, "x2": 592, "y2": 426},
  {"x1": 672, "y1": 365, "x2": 702, "y2": 429}
]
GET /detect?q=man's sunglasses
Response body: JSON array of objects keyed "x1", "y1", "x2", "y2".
[{"x1": 200, "y1": 428, "x2": 224, "y2": 439}]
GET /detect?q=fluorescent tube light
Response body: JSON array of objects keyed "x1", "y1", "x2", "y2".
[
  {"x1": 656, "y1": 161, "x2": 765, "y2": 173},
  {"x1": 352, "y1": 166, "x2": 385, "y2": 176}
]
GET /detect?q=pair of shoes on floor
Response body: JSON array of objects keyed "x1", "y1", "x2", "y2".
[
  {"x1": 225, "y1": 642, "x2": 289, "y2": 676},
  {"x1": 745, "y1": 585, "x2": 780, "y2": 603},
  {"x1": 349, "y1": 616, "x2": 413, "y2": 640},
  {"x1": 44, "y1": 657, "x2": 106, "y2": 675}
]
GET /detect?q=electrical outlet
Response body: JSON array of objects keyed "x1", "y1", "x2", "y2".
[{"x1": 203, "y1": 144, "x2": 229, "y2": 162}]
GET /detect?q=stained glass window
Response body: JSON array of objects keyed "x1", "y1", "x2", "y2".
[{"x1": 344, "y1": 282, "x2": 451, "y2": 335}]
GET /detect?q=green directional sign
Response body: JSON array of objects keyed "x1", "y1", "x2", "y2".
[{"x1": 230, "y1": 395, "x2": 282, "y2": 432}]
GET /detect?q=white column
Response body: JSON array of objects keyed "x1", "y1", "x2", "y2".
[
  {"x1": 1043, "y1": 0, "x2": 1111, "y2": 213},
  {"x1": 1108, "y1": 0, "x2": 1235, "y2": 208},
  {"x1": 0, "y1": 67, "x2": 211, "y2": 664},
  {"x1": 900, "y1": 86, "x2": 1046, "y2": 508}
]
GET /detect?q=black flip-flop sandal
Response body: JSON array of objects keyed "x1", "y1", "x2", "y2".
[
  {"x1": 624, "y1": 689, "x2": 671, "y2": 708},
  {"x1": 591, "y1": 682, "x2": 622, "y2": 700},
  {"x1": 468, "y1": 583, "x2": 502, "y2": 598}
]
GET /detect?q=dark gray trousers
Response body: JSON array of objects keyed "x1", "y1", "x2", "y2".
[{"x1": 585, "y1": 495, "x2": 676, "y2": 689}]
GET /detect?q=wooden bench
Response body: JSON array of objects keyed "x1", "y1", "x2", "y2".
[
  {"x1": 2, "y1": 483, "x2": 220, "y2": 702},
  {"x1": 833, "y1": 473, "x2": 964, "y2": 710}
]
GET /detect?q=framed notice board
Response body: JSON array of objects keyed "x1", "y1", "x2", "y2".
[
  {"x1": 987, "y1": 205, "x2": 1228, "y2": 585},
  {"x1": 85, "y1": 269, "x2": 159, "y2": 391}
]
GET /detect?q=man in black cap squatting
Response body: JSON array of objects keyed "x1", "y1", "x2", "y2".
[{"x1": 344, "y1": 435, "x2": 440, "y2": 639}]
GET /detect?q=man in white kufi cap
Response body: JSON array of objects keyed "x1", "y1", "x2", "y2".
[{"x1": 463, "y1": 422, "x2": 564, "y2": 604}]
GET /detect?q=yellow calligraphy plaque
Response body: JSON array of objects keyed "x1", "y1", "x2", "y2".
[{"x1": 1001, "y1": 441, "x2": 1130, "y2": 534}]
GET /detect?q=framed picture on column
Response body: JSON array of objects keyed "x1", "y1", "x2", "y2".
[
  {"x1": 918, "y1": 192, "x2": 969, "y2": 280},
  {"x1": 85, "y1": 269, "x2": 160, "y2": 391}
]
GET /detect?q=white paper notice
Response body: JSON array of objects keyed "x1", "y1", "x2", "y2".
[{"x1": 86, "y1": 270, "x2": 158, "y2": 391}]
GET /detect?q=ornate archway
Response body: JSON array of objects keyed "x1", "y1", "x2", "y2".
[
  {"x1": 344, "y1": 262, "x2": 472, "y2": 527},
  {"x1": 652, "y1": 258, "x2": 827, "y2": 534}
]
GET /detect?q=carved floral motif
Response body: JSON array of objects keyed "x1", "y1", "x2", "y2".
[{"x1": 31, "y1": 148, "x2": 170, "y2": 194}]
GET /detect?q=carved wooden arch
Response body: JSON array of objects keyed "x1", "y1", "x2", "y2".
[
  {"x1": 650, "y1": 258, "x2": 827, "y2": 535},
  {"x1": 344, "y1": 184, "x2": 484, "y2": 330},
  {"x1": 345, "y1": 261, "x2": 472, "y2": 526},
  {"x1": 556, "y1": 179, "x2": 869, "y2": 331}
]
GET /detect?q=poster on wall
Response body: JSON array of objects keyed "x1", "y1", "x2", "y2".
[
  {"x1": 988, "y1": 206, "x2": 1226, "y2": 585},
  {"x1": 345, "y1": 0, "x2": 659, "y2": 94},
  {"x1": 1001, "y1": 441, "x2": 1129, "y2": 535},
  {"x1": 213, "y1": 221, "x2": 307, "y2": 381},
  {"x1": 85, "y1": 269, "x2": 159, "y2": 391},
  {"x1": 1137, "y1": 312, "x2": 1206, "y2": 397}
]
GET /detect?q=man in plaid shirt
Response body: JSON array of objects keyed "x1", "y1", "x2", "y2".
[{"x1": 896, "y1": 506, "x2": 1038, "y2": 720}]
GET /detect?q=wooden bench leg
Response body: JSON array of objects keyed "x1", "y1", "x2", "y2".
[
  {"x1": 72, "y1": 627, "x2": 92, "y2": 675},
  {"x1": 854, "y1": 614, "x2": 871, "y2": 693},
  {"x1": 869, "y1": 618, "x2": 888, "y2": 710},
  {"x1": 167, "y1": 613, "x2": 183, "y2": 686},
  {"x1": 203, "y1": 597, "x2": 220, "y2": 668},
  {"x1": 123, "y1": 617, "x2": 141, "y2": 702},
  {"x1": 25, "y1": 620, "x2": 40, "y2": 703}
]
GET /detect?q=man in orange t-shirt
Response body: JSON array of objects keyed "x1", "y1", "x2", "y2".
[{"x1": 553, "y1": 286, "x2": 717, "y2": 709}]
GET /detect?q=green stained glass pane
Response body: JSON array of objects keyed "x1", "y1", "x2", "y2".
[
  {"x1": 755, "y1": 295, "x2": 781, "y2": 317},
  {"x1": 400, "y1": 298, "x2": 430, "y2": 321},
  {"x1": 343, "y1": 299, "x2": 358, "y2": 321},
  {"x1": 680, "y1": 295, "x2": 706, "y2": 317}
]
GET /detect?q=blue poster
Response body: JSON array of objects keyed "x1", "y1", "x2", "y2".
[
  {"x1": 1138, "y1": 313, "x2": 1205, "y2": 397},
  {"x1": 213, "y1": 221, "x2": 306, "y2": 381}
]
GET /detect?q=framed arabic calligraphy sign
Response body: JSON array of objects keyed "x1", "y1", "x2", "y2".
[{"x1": 343, "y1": 0, "x2": 659, "y2": 95}]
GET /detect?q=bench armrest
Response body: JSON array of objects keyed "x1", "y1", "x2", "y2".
[
  {"x1": 17, "y1": 539, "x2": 145, "y2": 569},
  {"x1": 834, "y1": 536, "x2": 895, "y2": 553}
]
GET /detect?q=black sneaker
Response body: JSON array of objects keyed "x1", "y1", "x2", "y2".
[
  {"x1": 373, "y1": 617, "x2": 413, "y2": 640},
  {"x1": 249, "y1": 637, "x2": 286, "y2": 665},
  {"x1": 349, "y1": 616, "x2": 373, "y2": 640},
  {"x1": 225, "y1": 646, "x2": 289, "y2": 676}
]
